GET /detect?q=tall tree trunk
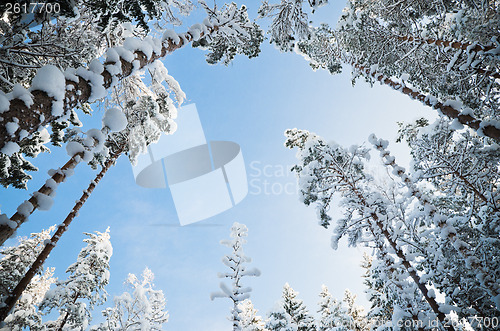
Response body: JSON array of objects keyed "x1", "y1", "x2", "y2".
[
  {"x1": 347, "y1": 181, "x2": 455, "y2": 331},
  {"x1": 0, "y1": 23, "x2": 218, "y2": 151},
  {"x1": 57, "y1": 292, "x2": 80, "y2": 331},
  {"x1": 372, "y1": 139, "x2": 500, "y2": 301},
  {"x1": 353, "y1": 62, "x2": 500, "y2": 142},
  {"x1": 0, "y1": 152, "x2": 84, "y2": 246},
  {"x1": 0, "y1": 148, "x2": 121, "y2": 323}
]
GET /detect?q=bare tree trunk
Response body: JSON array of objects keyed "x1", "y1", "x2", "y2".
[
  {"x1": 353, "y1": 62, "x2": 500, "y2": 142},
  {"x1": 0, "y1": 23, "x2": 218, "y2": 151},
  {"x1": 0, "y1": 149, "x2": 121, "y2": 323},
  {"x1": 0, "y1": 152, "x2": 84, "y2": 246}
]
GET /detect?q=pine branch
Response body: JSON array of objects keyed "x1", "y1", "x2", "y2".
[
  {"x1": 353, "y1": 62, "x2": 500, "y2": 142},
  {"x1": 0, "y1": 22, "x2": 219, "y2": 152}
]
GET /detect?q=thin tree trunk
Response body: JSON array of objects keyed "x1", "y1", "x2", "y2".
[
  {"x1": 0, "y1": 23, "x2": 218, "y2": 151},
  {"x1": 0, "y1": 149, "x2": 121, "y2": 323},
  {"x1": 374, "y1": 143, "x2": 500, "y2": 300},
  {"x1": 350, "y1": 184, "x2": 455, "y2": 331},
  {"x1": 353, "y1": 62, "x2": 500, "y2": 142},
  {"x1": 57, "y1": 293, "x2": 80, "y2": 331},
  {"x1": 0, "y1": 152, "x2": 84, "y2": 246}
]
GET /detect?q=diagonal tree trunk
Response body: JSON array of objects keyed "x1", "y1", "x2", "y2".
[
  {"x1": 371, "y1": 137, "x2": 500, "y2": 301},
  {"x1": 345, "y1": 179, "x2": 455, "y2": 331},
  {"x1": 0, "y1": 23, "x2": 218, "y2": 151},
  {"x1": 0, "y1": 152, "x2": 84, "y2": 246},
  {"x1": 353, "y1": 62, "x2": 500, "y2": 142},
  {"x1": 0, "y1": 148, "x2": 122, "y2": 323}
]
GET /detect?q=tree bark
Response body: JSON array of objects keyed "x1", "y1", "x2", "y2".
[
  {"x1": 0, "y1": 152, "x2": 84, "y2": 246},
  {"x1": 375, "y1": 143, "x2": 500, "y2": 300},
  {"x1": 0, "y1": 149, "x2": 121, "y2": 323},
  {"x1": 354, "y1": 63, "x2": 500, "y2": 142},
  {"x1": 348, "y1": 182, "x2": 455, "y2": 331},
  {"x1": 0, "y1": 23, "x2": 218, "y2": 151}
]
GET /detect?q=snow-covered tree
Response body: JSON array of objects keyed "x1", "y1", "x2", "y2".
[
  {"x1": 395, "y1": 119, "x2": 500, "y2": 319},
  {"x1": 38, "y1": 228, "x2": 112, "y2": 330},
  {"x1": 0, "y1": 225, "x2": 55, "y2": 304},
  {"x1": 238, "y1": 299, "x2": 267, "y2": 331},
  {"x1": 211, "y1": 222, "x2": 261, "y2": 331},
  {"x1": 0, "y1": 0, "x2": 262, "y2": 192},
  {"x1": 0, "y1": 144, "x2": 120, "y2": 323},
  {"x1": 317, "y1": 285, "x2": 351, "y2": 331},
  {"x1": 1, "y1": 267, "x2": 55, "y2": 331},
  {"x1": 284, "y1": 128, "x2": 464, "y2": 330},
  {"x1": 341, "y1": 290, "x2": 367, "y2": 331},
  {"x1": 333, "y1": 0, "x2": 500, "y2": 139},
  {"x1": 0, "y1": 1, "x2": 263, "y2": 249},
  {"x1": 92, "y1": 267, "x2": 169, "y2": 330},
  {"x1": 266, "y1": 304, "x2": 297, "y2": 331},
  {"x1": 259, "y1": 1, "x2": 500, "y2": 142},
  {"x1": 281, "y1": 283, "x2": 316, "y2": 331}
]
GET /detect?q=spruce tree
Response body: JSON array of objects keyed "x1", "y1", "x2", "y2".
[
  {"x1": 92, "y1": 267, "x2": 169, "y2": 330},
  {"x1": 37, "y1": 228, "x2": 113, "y2": 330},
  {"x1": 238, "y1": 299, "x2": 267, "y2": 331},
  {"x1": 282, "y1": 283, "x2": 316, "y2": 331},
  {"x1": 211, "y1": 222, "x2": 261, "y2": 331},
  {"x1": 317, "y1": 285, "x2": 350, "y2": 331}
]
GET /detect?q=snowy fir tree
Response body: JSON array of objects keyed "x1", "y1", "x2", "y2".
[
  {"x1": 211, "y1": 222, "x2": 261, "y2": 331},
  {"x1": 284, "y1": 128, "x2": 494, "y2": 330},
  {"x1": 238, "y1": 299, "x2": 267, "y2": 331},
  {"x1": 38, "y1": 228, "x2": 112, "y2": 330},
  {"x1": 266, "y1": 304, "x2": 297, "y2": 331},
  {"x1": 1, "y1": 267, "x2": 55, "y2": 331},
  {"x1": 280, "y1": 283, "x2": 316, "y2": 331},
  {"x1": 0, "y1": 225, "x2": 55, "y2": 305},
  {"x1": 317, "y1": 285, "x2": 351, "y2": 331},
  {"x1": 92, "y1": 267, "x2": 169, "y2": 330}
]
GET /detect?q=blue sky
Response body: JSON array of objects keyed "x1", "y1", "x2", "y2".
[{"x1": 0, "y1": 2, "x2": 437, "y2": 330}]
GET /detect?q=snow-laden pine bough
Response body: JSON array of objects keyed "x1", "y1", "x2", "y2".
[
  {"x1": 0, "y1": 144, "x2": 122, "y2": 323},
  {"x1": 368, "y1": 134, "x2": 500, "y2": 312},
  {"x1": 259, "y1": 0, "x2": 500, "y2": 142},
  {"x1": 0, "y1": 3, "x2": 263, "y2": 244},
  {"x1": 284, "y1": 128, "x2": 498, "y2": 330},
  {"x1": 0, "y1": 2, "x2": 262, "y2": 175}
]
